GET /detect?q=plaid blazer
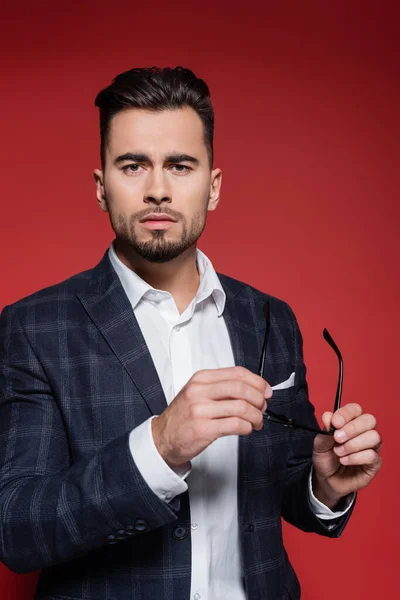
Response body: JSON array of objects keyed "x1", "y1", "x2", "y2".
[{"x1": 0, "y1": 251, "x2": 353, "y2": 600}]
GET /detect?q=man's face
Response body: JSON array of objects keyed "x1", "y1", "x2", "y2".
[{"x1": 93, "y1": 107, "x2": 221, "y2": 263}]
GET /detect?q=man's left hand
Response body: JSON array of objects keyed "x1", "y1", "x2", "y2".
[{"x1": 312, "y1": 403, "x2": 382, "y2": 510}]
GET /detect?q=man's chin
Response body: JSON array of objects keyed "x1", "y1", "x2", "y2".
[{"x1": 129, "y1": 241, "x2": 190, "y2": 264}]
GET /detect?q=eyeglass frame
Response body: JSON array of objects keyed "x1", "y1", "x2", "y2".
[{"x1": 259, "y1": 301, "x2": 343, "y2": 436}]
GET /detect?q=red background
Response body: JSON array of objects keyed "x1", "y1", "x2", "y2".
[{"x1": 1, "y1": 1, "x2": 398, "y2": 598}]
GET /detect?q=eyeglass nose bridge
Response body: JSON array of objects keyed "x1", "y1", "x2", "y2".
[
  {"x1": 265, "y1": 408, "x2": 333, "y2": 435},
  {"x1": 265, "y1": 409, "x2": 293, "y2": 427}
]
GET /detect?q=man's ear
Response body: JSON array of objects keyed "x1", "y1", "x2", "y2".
[
  {"x1": 93, "y1": 169, "x2": 108, "y2": 213},
  {"x1": 207, "y1": 168, "x2": 222, "y2": 212}
]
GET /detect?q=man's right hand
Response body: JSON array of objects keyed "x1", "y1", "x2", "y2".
[{"x1": 151, "y1": 366, "x2": 272, "y2": 469}]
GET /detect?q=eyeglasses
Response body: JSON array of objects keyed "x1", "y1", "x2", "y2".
[{"x1": 259, "y1": 301, "x2": 343, "y2": 436}]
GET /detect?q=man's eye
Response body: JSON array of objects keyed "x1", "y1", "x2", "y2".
[
  {"x1": 172, "y1": 164, "x2": 190, "y2": 173},
  {"x1": 122, "y1": 164, "x2": 140, "y2": 173}
]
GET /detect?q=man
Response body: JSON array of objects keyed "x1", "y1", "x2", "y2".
[{"x1": 0, "y1": 66, "x2": 381, "y2": 600}]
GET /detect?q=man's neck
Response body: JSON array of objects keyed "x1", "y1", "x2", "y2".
[{"x1": 114, "y1": 240, "x2": 201, "y2": 314}]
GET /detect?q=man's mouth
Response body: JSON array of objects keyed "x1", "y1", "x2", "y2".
[
  {"x1": 140, "y1": 213, "x2": 178, "y2": 230},
  {"x1": 140, "y1": 214, "x2": 177, "y2": 223}
]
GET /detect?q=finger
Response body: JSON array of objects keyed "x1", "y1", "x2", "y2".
[
  {"x1": 313, "y1": 412, "x2": 335, "y2": 453},
  {"x1": 333, "y1": 413, "x2": 377, "y2": 444},
  {"x1": 214, "y1": 416, "x2": 254, "y2": 438},
  {"x1": 201, "y1": 380, "x2": 266, "y2": 411},
  {"x1": 333, "y1": 430, "x2": 382, "y2": 457},
  {"x1": 193, "y1": 367, "x2": 272, "y2": 398},
  {"x1": 331, "y1": 403, "x2": 363, "y2": 429},
  {"x1": 337, "y1": 448, "x2": 382, "y2": 470},
  {"x1": 205, "y1": 399, "x2": 264, "y2": 430},
  {"x1": 321, "y1": 411, "x2": 333, "y2": 432}
]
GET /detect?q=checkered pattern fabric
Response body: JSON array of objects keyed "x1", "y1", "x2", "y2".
[{"x1": 0, "y1": 251, "x2": 353, "y2": 600}]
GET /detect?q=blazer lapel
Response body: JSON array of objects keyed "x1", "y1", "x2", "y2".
[
  {"x1": 77, "y1": 252, "x2": 168, "y2": 417},
  {"x1": 219, "y1": 273, "x2": 293, "y2": 385},
  {"x1": 219, "y1": 274, "x2": 263, "y2": 375}
]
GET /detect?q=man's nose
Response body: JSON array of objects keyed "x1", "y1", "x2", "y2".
[{"x1": 143, "y1": 169, "x2": 171, "y2": 204}]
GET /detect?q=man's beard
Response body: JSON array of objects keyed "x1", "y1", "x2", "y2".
[{"x1": 109, "y1": 210, "x2": 207, "y2": 264}]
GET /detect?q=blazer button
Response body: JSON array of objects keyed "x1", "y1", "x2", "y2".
[
  {"x1": 172, "y1": 525, "x2": 189, "y2": 541},
  {"x1": 116, "y1": 529, "x2": 127, "y2": 540},
  {"x1": 106, "y1": 534, "x2": 118, "y2": 545},
  {"x1": 126, "y1": 525, "x2": 135, "y2": 536},
  {"x1": 247, "y1": 523, "x2": 255, "y2": 533},
  {"x1": 134, "y1": 519, "x2": 147, "y2": 532}
]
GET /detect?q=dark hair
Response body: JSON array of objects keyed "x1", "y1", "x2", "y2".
[{"x1": 94, "y1": 66, "x2": 214, "y2": 169}]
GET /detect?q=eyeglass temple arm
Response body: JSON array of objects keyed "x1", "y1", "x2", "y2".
[
  {"x1": 323, "y1": 328, "x2": 343, "y2": 414},
  {"x1": 258, "y1": 301, "x2": 270, "y2": 377}
]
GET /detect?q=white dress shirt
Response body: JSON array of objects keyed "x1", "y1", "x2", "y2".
[{"x1": 108, "y1": 242, "x2": 353, "y2": 600}]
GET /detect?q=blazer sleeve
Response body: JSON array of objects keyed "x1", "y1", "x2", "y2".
[
  {"x1": 0, "y1": 304, "x2": 180, "y2": 574},
  {"x1": 280, "y1": 305, "x2": 356, "y2": 537}
]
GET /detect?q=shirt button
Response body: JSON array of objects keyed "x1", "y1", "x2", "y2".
[
  {"x1": 175, "y1": 325, "x2": 180, "y2": 332},
  {"x1": 194, "y1": 594, "x2": 201, "y2": 600},
  {"x1": 191, "y1": 522, "x2": 198, "y2": 530},
  {"x1": 164, "y1": 492, "x2": 172, "y2": 501}
]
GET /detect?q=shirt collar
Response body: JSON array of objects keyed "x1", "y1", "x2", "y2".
[{"x1": 108, "y1": 242, "x2": 226, "y2": 316}]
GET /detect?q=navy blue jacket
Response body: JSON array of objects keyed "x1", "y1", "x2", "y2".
[{"x1": 0, "y1": 251, "x2": 353, "y2": 599}]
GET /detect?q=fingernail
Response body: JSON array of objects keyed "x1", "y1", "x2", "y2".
[
  {"x1": 265, "y1": 385, "x2": 272, "y2": 398},
  {"x1": 263, "y1": 400, "x2": 267, "y2": 412},
  {"x1": 335, "y1": 430, "x2": 347, "y2": 442}
]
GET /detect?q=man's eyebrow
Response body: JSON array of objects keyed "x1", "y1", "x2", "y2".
[
  {"x1": 113, "y1": 152, "x2": 200, "y2": 166},
  {"x1": 164, "y1": 153, "x2": 199, "y2": 165},
  {"x1": 114, "y1": 153, "x2": 149, "y2": 165}
]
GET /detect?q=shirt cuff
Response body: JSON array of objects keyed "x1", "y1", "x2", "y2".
[
  {"x1": 129, "y1": 416, "x2": 192, "y2": 503},
  {"x1": 308, "y1": 465, "x2": 356, "y2": 519}
]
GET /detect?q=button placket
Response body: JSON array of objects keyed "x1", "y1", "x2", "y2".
[
  {"x1": 169, "y1": 320, "x2": 193, "y2": 396},
  {"x1": 187, "y1": 455, "x2": 209, "y2": 600}
]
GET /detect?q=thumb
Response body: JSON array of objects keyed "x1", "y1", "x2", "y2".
[
  {"x1": 313, "y1": 411, "x2": 335, "y2": 452},
  {"x1": 321, "y1": 411, "x2": 333, "y2": 432}
]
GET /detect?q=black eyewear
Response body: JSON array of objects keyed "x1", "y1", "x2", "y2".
[{"x1": 259, "y1": 301, "x2": 343, "y2": 436}]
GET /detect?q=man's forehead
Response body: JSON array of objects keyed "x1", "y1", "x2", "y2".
[
  {"x1": 109, "y1": 106, "x2": 203, "y2": 135},
  {"x1": 106, "y1": 107, "x2": 207, "y2": 156}
]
